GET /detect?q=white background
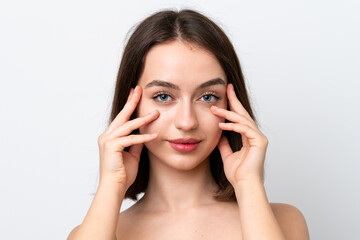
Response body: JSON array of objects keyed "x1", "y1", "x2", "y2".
[{"x1": 1, "y1": 0, "x2": 359, "y2": 239}]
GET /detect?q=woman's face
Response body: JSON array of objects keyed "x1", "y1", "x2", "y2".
[{"x1": 136, "y1": 40, "x2": 228, "y2": 170}]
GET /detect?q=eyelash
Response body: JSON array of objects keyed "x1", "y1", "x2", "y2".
[{"x1": 152, "y1": 91, "x2": 221, "y2": 104}]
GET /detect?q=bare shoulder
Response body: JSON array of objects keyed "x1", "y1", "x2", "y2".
[
  {"x1": 116, "y1": 206, "x2": 144, "y2": 240},
  {"x1": 67, "y1": 225, "x2": 81, "y2": 240},
  {"x1": 270, "y1": 203, "x2": 310, "y2": 240}
]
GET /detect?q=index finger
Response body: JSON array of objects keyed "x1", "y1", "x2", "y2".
[
  {"x1": 107, "y1": 85, "x2": 142, "y2": 132},
  {"x1": 227, "y1": 83, "x2": 253, "y2": 122}
]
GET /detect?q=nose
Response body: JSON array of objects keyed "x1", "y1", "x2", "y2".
[{"x1": 174, "y1": 100, "x2": 199, "y2": 131}]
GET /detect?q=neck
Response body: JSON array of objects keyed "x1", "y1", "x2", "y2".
[{"x1": 139, "y1": 152, "x2": 220, "y2": 213}]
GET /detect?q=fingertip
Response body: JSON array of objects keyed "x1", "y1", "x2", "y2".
[
  {"x1": 129, "y1": 87, "x2": 134, "y2": 94},
  {"x1": 134, "y1": 85, "x2": 139, "y2": 92},
  {"x1": 210, "y1": 105, "x2": 217, "y2": 110},
  {"x1": 127, "y1": 88, "x2": 134, "y2": 100},
  {"x1": 229, "y1": 85, "x2": 235, "y2": 99},
  {"x1": 133, "y1": 85, "x2": 141, "y2": 97},
  {"x1": 135, "y1": 85, "x2": 143, "y2": 94},
  {"x1": 219, "y1": 122, "x2": 226, "y2": 127},
  {"x1": 226, "y1": 83, "x2": 231, "y2": 92},
  {"x1": 228, "y1": 83, "x2": 234, "y2": 91},
  {"x1": 143, "y1": 133, "x2": 158, "y2": 141},
  {"x1": 149, "y1": 109, "x2": 160, "y2": 118},
  {"x1": 132, "y1": 85, "x2": 143, "y2": 103}
]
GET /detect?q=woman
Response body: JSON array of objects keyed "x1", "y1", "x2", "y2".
[{"x1": 68, "y1": 9, "x2": 309, "y2": 240}]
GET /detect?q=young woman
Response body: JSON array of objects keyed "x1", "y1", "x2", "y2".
[{"x1": 68, "y1": 9, "x2": 309, "y2": 240}]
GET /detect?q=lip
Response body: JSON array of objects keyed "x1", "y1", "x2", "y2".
[
  {"x1": 168, "y1": 138, "x2": 201, "y2": 144},
  {"x1": 167, "y1": 138, "x2": 201, "y2": 152}
]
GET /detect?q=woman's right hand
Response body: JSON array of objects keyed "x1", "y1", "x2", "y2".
[{"x1": 97, "y1": 85, "x2": 159, "y2": 190}]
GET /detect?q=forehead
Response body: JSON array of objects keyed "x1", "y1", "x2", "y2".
[{"x1": 138, "y1": 41, "x2": 227, "y2": 86}]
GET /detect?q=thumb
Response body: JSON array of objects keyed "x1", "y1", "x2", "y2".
[
  {"x1": 217, "y1": 135, "x2": 233, "y2": 161},
  {"x1": 129, "y1": 143, "x2": 144, "y2": 162}
]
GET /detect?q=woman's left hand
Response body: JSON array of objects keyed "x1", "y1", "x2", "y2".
[{"x1": 210, "y1": 83, "x2": 269, "y2": 186}]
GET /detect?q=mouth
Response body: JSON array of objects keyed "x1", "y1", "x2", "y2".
[{"x1": 167, "y1": 138, "x2": 201, "y2": 152}]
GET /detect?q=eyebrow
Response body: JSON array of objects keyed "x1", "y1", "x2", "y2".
[{"x1": 144, "y1": 78, "x2": 226, "y2": 90}]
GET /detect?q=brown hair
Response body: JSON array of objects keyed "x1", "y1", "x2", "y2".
[{"x1": 110, "y1": 9, "x2": 258, "y2": 201}]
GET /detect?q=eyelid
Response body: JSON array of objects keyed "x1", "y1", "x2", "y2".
[
  {"x1": 152, "y1": 91, "x2": 173, "y2": 104},
  {"x1": 201, "y1": 91, "x2": 220, "y2": 98},
  {"x1": 200, "y1": 91, "x2": 221, "y2": 104},
  {"x1": 152, "y1": 90, "x2": 221, "y2": 104},
  {"x1": 153, "y1": 91, "x2": 172, "y2": 96}
]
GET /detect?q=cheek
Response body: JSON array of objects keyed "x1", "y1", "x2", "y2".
[
  {"x1": 199, "y1": 109, "x2": 224, "y2": 134},
  {"x1": 139, "y1": 114, "x2": 166, "y2": 134},
  {"x1": 137, "y1": 100, "x2": 167, "y2": 134}
]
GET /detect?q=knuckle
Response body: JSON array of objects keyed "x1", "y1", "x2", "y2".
[
  {"x1": 263, "y1": 136, "x2": 269, "y2": 144},
  {"x1": 116, "y1": 141, "x2": 125, "y2": 152},
  {"x1": 128, "y1": 134, "x2": 138, "y2": 141},
  {"x1": 106, "y1": 139, "x2": 124, "y2": 151},
  {"x1": 124, "y1": 121, "x2": 137, "y2": 133},
  {"x1": 99, "y1": 135, "x2": 118, "y2": 148},
  {"x1": 259, "y1": 135, "x2": 269, "y2": 147},
  {"x1": 244, "y1": 124, "x2": 251, "y2": 130},
  {"x1": 128, "y1": 97, "x2": 138, "y2": 108},
  {"x1": 239, "y1": 115, "x2": 247, "y2": 123},
  {"x1": 97, "y1": 134, "x2": 106, "y2": 146},
  {"x1": 103, "y1": 139, "x2": 112, "y2": 148}
]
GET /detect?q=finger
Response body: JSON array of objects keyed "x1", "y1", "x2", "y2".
[
  {"x1": 108, "y1": 110, "x2": 160, "y2": 139},
  {"x1": 219, "y1": 122, "x2": 265, "y2": 148},
  {"x1": 128, "y1": 143, "x2": 144, "y2": 159},
  {"x1": 217, "y1": 135, "x2": 233, "y2": 160},
  {"x1": 211, "y1": 106, "x2": 257, "y2": 129},
  {"x1": 107, "y1": 85, "x2": 142, "y2": 132},
  {"x1": 111, "y1": 133, "x2": 158, "y2": 152},
  {"x1": 127, "y1": 87, "x2": 135, "y2": 101},
  {"x1": 220, "y1": 122, "x2": 250, "y2": 148},
  {"x1": 227, "y1": 83, "x2": 253, "y2": 121}
]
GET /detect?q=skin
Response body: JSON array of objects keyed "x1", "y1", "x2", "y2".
[
  {"x1": 67, "y1": 40, "x2": 309, "y2": 240},
  {"x1": 117, "y1": 41, "x2": 309, "y2": 239},
  {"x1": 133, "y1": 40, "x2": 228, "y2": 212}
]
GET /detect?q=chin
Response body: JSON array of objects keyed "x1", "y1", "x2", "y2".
[{"x1": 150, "y1": 152, "x2": 209, "y2": 171}]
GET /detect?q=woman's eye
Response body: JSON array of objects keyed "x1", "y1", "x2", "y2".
[
  {"x1": 152, "y1": 92, "x2": 220, "y2": 104},
  {"x1": 153, "y1": 93, "x2": 172, "y2": 102},
  {"x1": 201, "y1": 94, "x2": 220, "y2": 103}
]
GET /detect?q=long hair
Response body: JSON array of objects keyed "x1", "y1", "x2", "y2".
[{"x1": 110, "y1": 9, "x2": 258, "y2": 201}]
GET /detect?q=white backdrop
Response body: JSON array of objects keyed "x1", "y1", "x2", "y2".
[{"x1": 1, "y1": 0, "x2": 359, "y2": 239}]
